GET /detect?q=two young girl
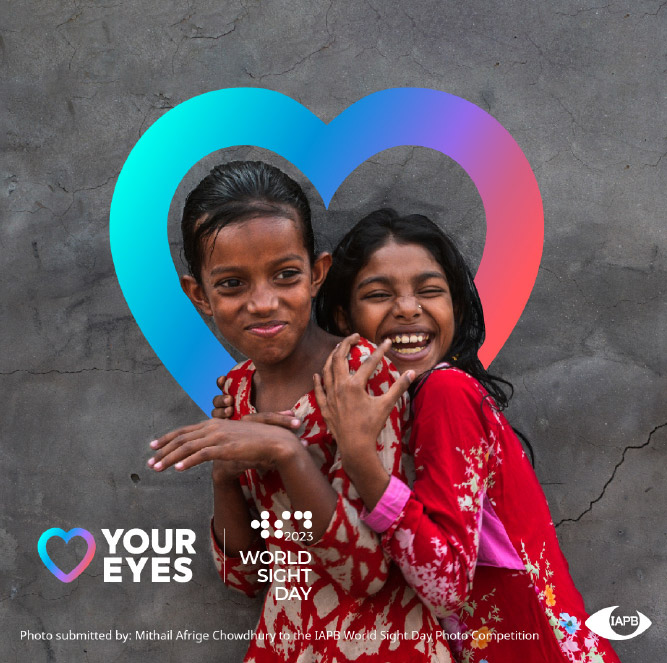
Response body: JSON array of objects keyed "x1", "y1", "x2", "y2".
[
  {"x1": 148, "y1": 162, "x2": 451, "y2": 662},
  {"x1": 150, "y1": 160, "x2": 620, "y2": 662}
]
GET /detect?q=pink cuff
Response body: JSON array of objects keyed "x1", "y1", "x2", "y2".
[{"x1": 361, "y1": 476, "x2": 411, "y2": 533}]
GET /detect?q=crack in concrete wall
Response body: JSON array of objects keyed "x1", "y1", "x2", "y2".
[{"x1": 556, "y1": 422, "x2": 667, "y2": 527}]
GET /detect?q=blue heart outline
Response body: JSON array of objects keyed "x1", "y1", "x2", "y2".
[{"x1": 110, "y1": 88, "x2": 542, "y2": 413}]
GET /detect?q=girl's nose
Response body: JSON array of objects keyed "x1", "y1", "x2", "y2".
[
  {"x1": 393, "y1": 295, "x2": 422, "y2": 318},
  {"x1": 247, "y1": 285, "x2": 279, "y2": 315}
]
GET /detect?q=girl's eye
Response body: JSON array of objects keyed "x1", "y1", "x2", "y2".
[
  {"x1": 217, "y1": 278, "x2": 243, "y2": 289},
  {"x1": 419, "y1": 287, "x2": 446, "y2": 297},
  {"x1": 276, "y1": 269, "x2": 302, "y2": 281},
  {"x1": 363, "y1": 291, "x2": 392, "y2": 301}
]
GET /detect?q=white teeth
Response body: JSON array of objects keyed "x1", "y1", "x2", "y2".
[
  {"x1": 390, "y1": 333, "x2": 429, "y2": 346},
  {"x1": 395, "y1": 346, "x2": 426, "y2": 354}
]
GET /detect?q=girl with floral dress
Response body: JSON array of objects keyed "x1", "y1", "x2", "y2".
[
  {"x1": 308, "y1": 209, "x2": 622, "y2": 663},
  {"x1": 149, "y1": 167, "x2": 451, "y2": 662}
]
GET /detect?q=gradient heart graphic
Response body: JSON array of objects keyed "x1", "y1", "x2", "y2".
[
  {"x1": 38, "y1": 528, "x2": 96, "y2": 583},
  {"x1": 110, "y1": 88, "x2": 543, "y2": 413}
]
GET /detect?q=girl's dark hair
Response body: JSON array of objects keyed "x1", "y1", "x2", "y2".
[
  {"x1": 316, "y1": 208, "x2": 513, "y2": 410},
  {"x1": 182, "y1": 160, "x2": 315, "y2": 280}
]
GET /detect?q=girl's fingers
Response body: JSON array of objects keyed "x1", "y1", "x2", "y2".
[
  {"x1": 150, "y1": 428, "x2": 210, "y2": 468},
  {"x1": 355, "y1": 338, "x2": 391, "y2": 384},
  {"x1": 212, "y1": 394, "x2": 233, "y2": 408},
  {"x1": 321, "y1": 349, "x2": 335, "y2": 393},
  {"x1": 174, "y1": 447, "x2": 220, "y2": 472},
  {"x1": 152, "y1": 430, "x2": 229, "y2": 471},
  {"x1": 211, "y1": 406, "x2": 233, "y2": 419},
  {"x1": 149, "y1": 422, "x2": 204, "y2": 450},
  {"x1": 216, "y1": 375, "x2": 227, "y2": 390},
  {"x1": 313, "y1": 373, "x2": 327, "y2": 411},
  {"x1": 155, "y1": 437, "x2": 212, "y2": 472},
  {"x1": 332, "y1": 334, "x2": 358, "y2": 378},
  {"x1": 241, "y1": 412, "x2": 301, "y2": 429},
  {"x1": 382, "y1": 369, "x2": 416, "y2": 409}
]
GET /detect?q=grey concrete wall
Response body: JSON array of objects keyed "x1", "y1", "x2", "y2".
[{"x1": 2, "y1": 1, "x2": 665, "y2": 661}]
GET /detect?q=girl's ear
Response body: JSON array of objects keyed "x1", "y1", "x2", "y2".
[
  {"x1": 309, "y1": 251, "x2": 333, "y2": 297},
  {"x1": 334, "y1": 306, "x2": 351, "y2": 335},
  {"x1": 181, "y1": 275, "x2": 213, "y2": 316}
]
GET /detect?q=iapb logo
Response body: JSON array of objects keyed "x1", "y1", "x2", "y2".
[{"x1": 585, "y1": 606, "x2": 651, "y2": 640}]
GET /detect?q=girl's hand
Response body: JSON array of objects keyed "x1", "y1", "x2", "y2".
[
  {"x1": 210, "y1": 376, "x2": 301, "y2": 431},
  {"x1": 313, "y1": 333, "x2": 415, "y2": 471},
  {"x1": 148, "y1": 418, "x2": 301, "y2": 476}
]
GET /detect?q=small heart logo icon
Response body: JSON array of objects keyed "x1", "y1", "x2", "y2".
[
  {"x1": 38, "y1": 528, "x2": 96, "y2": 583},
  {"x1": 110, "y1": 88, "x2": 543, "y2": 413}
]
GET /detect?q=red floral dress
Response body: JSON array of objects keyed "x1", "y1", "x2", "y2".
[
  {"x1": 211, "y1": 339, "x2": 452, "y2": 662},
  {"x1": 372, "y1": 365, "x2": 621, "y2": 662}
]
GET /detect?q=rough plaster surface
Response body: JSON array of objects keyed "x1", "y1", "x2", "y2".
[{"x1": 1, "y1": 1, "x2": 665, "y2": 661}]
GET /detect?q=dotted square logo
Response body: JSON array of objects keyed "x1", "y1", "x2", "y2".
[{"x1": 250, "y1": 511, "x2": 313, "y2": 538}]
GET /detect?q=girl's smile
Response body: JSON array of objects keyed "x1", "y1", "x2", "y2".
[
  {"x1": 245, "y1": 321, "x2": 288, "y2": 338},
  {"x1": 340, "y1": 240, "x2": 455, "y2": 377}
]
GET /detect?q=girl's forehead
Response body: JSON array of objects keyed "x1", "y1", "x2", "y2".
[
  {"x1": 358, "y1": 241, "x2": 445, "y2": 278},
  {"x1": 208, "y1": 215, "x2": 299, "y2": 245},
  {"x1": 203, "y1": 216, "x2": 308, "y2": 265}
]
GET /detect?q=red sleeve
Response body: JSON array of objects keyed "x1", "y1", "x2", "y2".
[
  {"x1": 307, "y1": 492, "x2": 389, "y2": 597},
  {"x1": 209, "y1": 362, "x2": 269, "y2": 598},
  {"x1": 380, "y1": 368, "x2": 495, "y2": 618}
]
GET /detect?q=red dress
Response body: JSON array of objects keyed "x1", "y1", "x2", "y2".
[
  {"x1": 374, "y1": 365, "x2": 621, "y2": 662},
  {"x1": 211, "y1": 339, "x2": 452, "y2": 662}
]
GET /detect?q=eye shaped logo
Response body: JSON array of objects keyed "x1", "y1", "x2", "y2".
[{"x1": 585, "y1": 606, "x2": 651, "y2": 640}]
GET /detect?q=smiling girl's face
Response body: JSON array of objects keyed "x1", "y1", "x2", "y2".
[
  {"x1": 338, "y1": 240, "x2": 455, "y2": 377},
  {"x1": 182, "y1": 215, "x2": 330, "y2": 369}
]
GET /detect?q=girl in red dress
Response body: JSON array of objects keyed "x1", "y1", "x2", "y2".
[
  {"x1": 308, "y1": 209, "x2": 622, "y2": 663},
  {"x1": 149, "y1": 166, "x2": 451, "y2": 662}
]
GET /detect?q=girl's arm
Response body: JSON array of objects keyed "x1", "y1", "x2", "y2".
[
  {"x1": 151, "y1": 419, "x2": 339, "y2": 597},
  {"x1": 151, "y1": 351, "x2": 406, "y2": 600},
  {"x1": 314, "y1": 335, "x2": 414, "y2": 511},
  {"x1": 301, "y1": 339, "x2": 412, "y2": 598},
  {"x1": 377, "y1": 370, "x2": 493, "y2": 617},
  {"x1": 315, "y1": 340, "x2": 493, "y2": 618},
  {"x1": 149, "y1": 419, "x2": 337, "y2": 541}
]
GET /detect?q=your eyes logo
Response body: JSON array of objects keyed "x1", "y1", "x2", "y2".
[
  {"x1": 585, "y1": 606, "x2": 652, "y2": 640},
  {"x1": 37, "y1": 527, "x2": 197, "y2": 583}
]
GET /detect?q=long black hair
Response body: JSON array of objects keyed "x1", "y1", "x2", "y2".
[
  {"x1": 181, "y1": 160, "x2": 315, "y2": 281},
  {"x1": 316, "y1": 208, "x2": 512, "y2": 409}
]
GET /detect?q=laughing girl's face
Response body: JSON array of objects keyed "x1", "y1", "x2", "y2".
[{"x1": 339, "y1": 240, "x2": 455, "y2": 377}]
